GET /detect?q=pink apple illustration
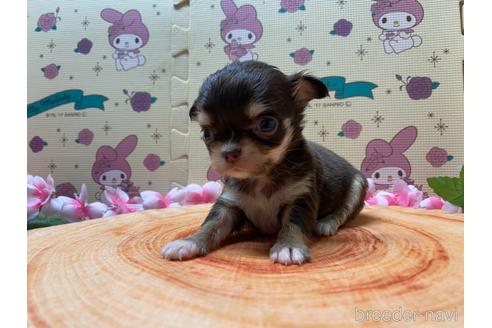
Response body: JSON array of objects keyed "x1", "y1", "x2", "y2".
[
  {"x1": 75, "y1": 129, "x2": 94, "y2": 146},
  {"x1": 426, "y1": 147, "x2": 453, "y2": 167},
  {"x1": 35, "y1": 7, "x2": 61, "y2": 32},
  {"x1": 123, "y1": 89, "x2": 157, "y2": 112},
  {"x1": 279, "y1": 0, "x2": 306, "y2": 13},
  {"x1": 29, "y1": 136, "x2": 48, "y2": 153},
  {"x1": 143, "y1": 154, "x2": 165, "y2": 171},
  {"x1": 290, "y1": 48, "x2": 314, "y2": 65},
  {"x1": 396, "y1": 75, "x2": 440, "y2": 100},
  {"x1": 338, "y1": 120, "x2": 362, "y2": 139},
  {"x1": 41, "y1": 64, "x2": 61, "y2": 80}
]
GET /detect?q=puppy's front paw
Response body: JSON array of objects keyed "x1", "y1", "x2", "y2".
[
  {"x1": 315, "y1": 220, "x2": 339, "y2": 236},
  {"x1": 161, "y1": 239, "x2": 205, "y2": 261},
  {"x1": 270, "y1": 244, "x2": 310, "y2": 265}
]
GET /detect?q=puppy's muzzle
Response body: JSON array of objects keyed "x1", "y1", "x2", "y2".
[{"x1": 222, "y1": 148, "x2": 241, "y2": 164}]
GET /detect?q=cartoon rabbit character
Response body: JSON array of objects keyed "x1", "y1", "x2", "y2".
[
  {"x1": 91, "y1": 135, "x2": 139, "y2": 199},
  {"x1": 361, "y1": 126, "x2": 417, "y2": 190},
  {"x1": 100, "y1": 9, "x2": 149, "y2": 71},
  {"x1": 371, "y1": 0, "x2": 424, "y2": 54},
  {"x1": 220, "y1": 0, "x2": 263, "y2": 62}
]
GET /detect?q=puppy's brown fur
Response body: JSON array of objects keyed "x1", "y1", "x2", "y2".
[{"x1": 162, "y1": 61, "x2": 367, "y2": 265}]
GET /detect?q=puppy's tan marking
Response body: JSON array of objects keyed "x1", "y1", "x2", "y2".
[
  {"x1": 196, "y1": 111, "x2": 211, "y2": 126},
  {"x1": 247, "y1": 103, "x2": 267, "y2": 119},
  {"x1": 267, "y1": 119, "x2": 293, "y2": 164}
]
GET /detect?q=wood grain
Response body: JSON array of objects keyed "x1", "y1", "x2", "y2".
[{"x1": 28, "y1": 205, "x2": 463, "y2": 328}]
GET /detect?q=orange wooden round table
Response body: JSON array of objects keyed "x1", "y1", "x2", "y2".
[{"x1": 28, "y1": 205, "x2": 463, "y2": 327}]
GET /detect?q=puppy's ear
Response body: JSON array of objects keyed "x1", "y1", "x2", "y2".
[
  {"x1": 189, "y1": 103, "x2": 198, "y2": 121},
  {"x1": 189, "y1": 103, "x2": 212, "y2": 126},
  {"x1": 289, "y1": 72, "x2": 329, "y2": 108}
]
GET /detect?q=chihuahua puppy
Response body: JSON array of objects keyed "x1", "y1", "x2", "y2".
[{"x1": 162, "y1": 61, "x2": 367, "y2": 265}]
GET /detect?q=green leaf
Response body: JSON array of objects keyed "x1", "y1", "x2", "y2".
[
  {"x1": 278, "y1": 8, "x2": 287, "y2": 13},
  {"x1": 151, "y1": 97, "x2": 157, "y2": 103},
  {"x1": 427, "y1": 176, "x2": 464, "y2": 208},
  {"x1": 431, "y1": 82, "x2": 440, "y2": 89},
  {"x1": 27, "y1": 216, "x2": 69, "y2": 230},
  {"x1": 35, "y1": 27, "x2": 42, "y2": 32}
]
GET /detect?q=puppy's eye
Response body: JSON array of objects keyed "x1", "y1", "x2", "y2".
[
  {"x1": 115, "y1": 38, "x2": 120, "y2": 45},
  {"x1": 248, "y1": 33, "x2": 252, "y2": 39},
  {"x1": 227, "y1": 33, "x2": 232, "y2": 39},
  {"x1": 121, "y1": 173, "x2": 125, "y2": 179},
  {"x1": 255, "y1": 116, "x2": 278, "y2": 135},
  {"x1": 102, "y1": 175, "x2": 107, "y2": 181},
  {"x1": 374, "y1": 172, "x2": 380, "y2": 179},
  {"x1": 202, "y1": 128, "x2": 212, "y2": 141},
  {"x1": 382, "y1": 17, "x2": 387, "y2": 24},
  {"x1": 398, "y1": 170, "x2": 403, "y2": 177},
  {"x1": 406, "y1": 16, "x2": 412, "y2": 22},
  {"x1": 135, "y1": 38, "x2": 139, "y2": 44}
]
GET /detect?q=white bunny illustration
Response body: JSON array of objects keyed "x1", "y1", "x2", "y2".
[
  {"x1": 101, "y1": 9, "x2": 149, "y2": 71},
  {"x1": 220, "y1": 0, "x2": 263, "y2": 62},
  {"x1": 371, "y1": 0, "x2": 424, "y2": 54}
]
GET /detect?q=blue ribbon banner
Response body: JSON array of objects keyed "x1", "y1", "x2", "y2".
[
  {"x1": 27, "y1": 89, "x2": 108, "y2": 118},
  {"x1": 320, "y1": 76, "x2": 378, "y2": 100}
]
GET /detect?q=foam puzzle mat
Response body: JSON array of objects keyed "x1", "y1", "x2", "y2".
[{"x1": 28, "y1": 0, "x2": 463, "y2": 200}]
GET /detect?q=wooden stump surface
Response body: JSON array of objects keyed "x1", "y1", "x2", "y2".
[{"x1": 28, "y1": 205, "x2": 463, "y2": 328}]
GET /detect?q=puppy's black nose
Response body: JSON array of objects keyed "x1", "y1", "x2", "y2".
[{"x1": 222, "y1": 148, "x2": 241, "y2": 164}]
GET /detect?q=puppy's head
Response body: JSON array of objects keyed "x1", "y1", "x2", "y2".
[{"x1": 190, "y1": 61, "x2": 328, "y2": 179}]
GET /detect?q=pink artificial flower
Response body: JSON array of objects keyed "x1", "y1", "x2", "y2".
[
  {"x1": 392, "y1": 179, "x2": 423, "y2": 208},
  {"x1": 441, "y1": 201, "x2": 463, "y2": 213},
  {"x1": 27, "y1": 175, "x2": 56, "y2": 220},
  {"x1": 419, "y1": 196, "x2": 445, "y2": 210},
  {"x1": 167, "y1": 186, "x2": 188, "y2": 205},
  {"x1": 365, "y1": 178, "x2": 376, "y2": 200},
  {"x1": 102, "y1": 187, "x2": 143, "y2": 217},
  {"x1": 56, "y1": 184, "x2": 108, "y2": 221},
  {"x1": 187, "y1": 181, "x2": 223, "y2": 204},
  {"x1": 167, "y1": 182, "x2": 224, "y2": 206},
  {"x1": 140, "y1": 191, "x2": 174, "y2": 209},
  {"x1": 365, "y1": 191, "x2": 398, "y2": 206}
]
